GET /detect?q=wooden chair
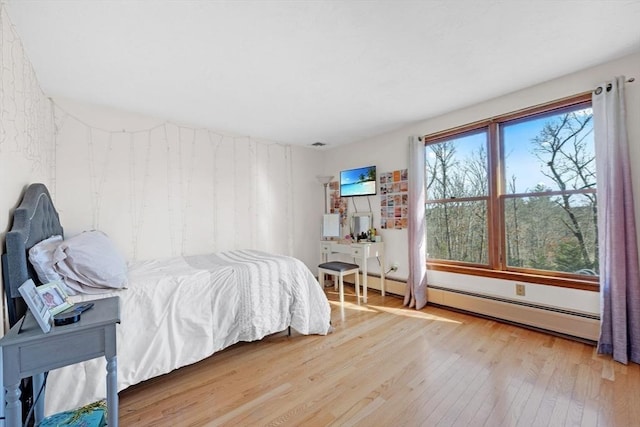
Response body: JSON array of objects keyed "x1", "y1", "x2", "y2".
[{"x1": 318, "y1": 261, "x2": 360, "y2": 305}]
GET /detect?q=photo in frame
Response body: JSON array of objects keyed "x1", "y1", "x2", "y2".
[
  {"x1": 18, "y1": 279, "x2": 52, "y2": 333},
  {"x1": 38, "y1": 281, "x2": 73, "y2": 315}
]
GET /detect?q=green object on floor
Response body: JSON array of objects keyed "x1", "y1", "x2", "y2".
[{"x1": 38, "y1": 400, "x2": 107, "y2": 427}]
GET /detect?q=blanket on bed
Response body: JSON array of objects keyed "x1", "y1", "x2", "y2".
[{"x1": 45, "y1": 250, "x2": 331, "y2": 414}]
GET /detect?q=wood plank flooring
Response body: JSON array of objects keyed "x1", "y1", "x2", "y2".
[{"x1": 118, "y1": 286, "x2": 640, "y2": 426}]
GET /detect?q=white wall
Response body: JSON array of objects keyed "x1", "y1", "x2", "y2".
[
  {"x1": 0, "y1": 5, "x2": 326, "y2": 336},
  {"x1": 323, "y1": 52, "x2": 640, "y2": 315},
  {"x1": 52, "y1": 98, "x2": 325, "y2": 269},
  {"x1": 0, "y1": 6, "x2": 55, "y2": 335}
]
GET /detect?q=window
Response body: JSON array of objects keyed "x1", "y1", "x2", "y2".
[
  {"x1": 425, "y1": 129, "x2": 489, "y2": 264},
  {"x1": 425, "y1": 94, "x2": 597, "y2": 289}
]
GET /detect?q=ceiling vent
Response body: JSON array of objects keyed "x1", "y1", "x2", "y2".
[{"x1": 311, "y1": 142, "x2": 327, "y2": 147}]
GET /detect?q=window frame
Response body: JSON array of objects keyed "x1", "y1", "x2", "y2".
[{"x1": 424, "y1": 93, "x2": 598, "y2": 292}]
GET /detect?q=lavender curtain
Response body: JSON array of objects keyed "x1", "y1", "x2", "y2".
[
  {"x1": 405, "y1": 136, "x2": 428, "y2": 309},
  {"x1": 593, "y1": 76, "x2": 640, "y2": 365}
]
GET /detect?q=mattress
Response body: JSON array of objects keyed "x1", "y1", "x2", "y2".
[{"x1": 44, "y1": 250, "x2": 331, "y2": 414}]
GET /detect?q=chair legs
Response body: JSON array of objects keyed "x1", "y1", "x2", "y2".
[
  {"x1": 318, "y1": 267, "x2": 361, "y2": 306},
  {"x1": 354, "y1": 271, "x2": 360, "y2": 302}
]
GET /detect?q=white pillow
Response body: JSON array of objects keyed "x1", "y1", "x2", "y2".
[
  {"x1": 52, "y1": 230, "x2": 128, "y2": 294},
  {"x1": 28, "y1": 235, "x2": 63, "y2": 284}
]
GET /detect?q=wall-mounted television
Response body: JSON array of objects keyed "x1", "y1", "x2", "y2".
[{"x1": 340, "y1": 165, "x2": 377, "y2": 197}]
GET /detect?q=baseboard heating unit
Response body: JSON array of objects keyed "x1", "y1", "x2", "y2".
[{"x1": 426, "y1": 285, "x2": 600, "y2": 344}]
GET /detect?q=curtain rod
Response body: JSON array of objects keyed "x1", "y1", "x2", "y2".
[
  {"x1": 596, "y1": 76, "x2": 635, "y2": 88},
  {"x1": 423, "y1": 77, "x2": 635, "y2": 141},
  {"x1": 593, "y1": 77, "x2": 635, "y2": 94}
]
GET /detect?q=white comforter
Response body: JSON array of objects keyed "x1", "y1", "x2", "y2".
[{"x1": 45, "y1": 250, "x2": 332, "y2": 414}]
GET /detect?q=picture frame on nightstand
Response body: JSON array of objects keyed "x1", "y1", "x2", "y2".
[
  {"x1": 18, "y1": 279, "x2": 52, "y2": 333},
  {"x1": 37, "y1": 281, "x2": 73, "y2": 315}
]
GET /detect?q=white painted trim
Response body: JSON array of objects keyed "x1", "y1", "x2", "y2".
[{"x1": 427, "y1": 287, "x2": 599, "y2": 341}]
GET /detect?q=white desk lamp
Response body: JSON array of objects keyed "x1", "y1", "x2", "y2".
[{"x1": 316, "y1": 175, "x2": 334, "y2": 214}]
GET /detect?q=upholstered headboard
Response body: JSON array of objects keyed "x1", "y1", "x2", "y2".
[{"x1": 2, "y1": 183, "x2": 63, "y2": 326}]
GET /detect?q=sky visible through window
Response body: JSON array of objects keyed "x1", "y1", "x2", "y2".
[
  {"x1": 503, "y1": 109, "x2": 594, "y2": 194},
  {"x1": 427, "y1": 108, "x2": 594, "y2": 195},
  {"x1": 503, "y1": 116, "x2": 558, "y2": 193},
  {"x1": 426, "y1": 130, "x2": 487, "y2": 198}
]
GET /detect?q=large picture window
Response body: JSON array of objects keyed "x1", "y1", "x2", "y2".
[{"x1": 425, "y1": 94, "x2": 597, "y2": 289}]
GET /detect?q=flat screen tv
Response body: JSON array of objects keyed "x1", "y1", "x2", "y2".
[{"x1": 340, "y1": 165, "x2": 377, "y2": 197}]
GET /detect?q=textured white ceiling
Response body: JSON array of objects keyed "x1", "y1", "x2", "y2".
[{"x1": 5, "y1": 1, "x2": 640, "y2": 147}]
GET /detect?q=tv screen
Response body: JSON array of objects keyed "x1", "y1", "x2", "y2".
[{"x1": 340, "y1": 165, "x2": 377, "y2": 197}]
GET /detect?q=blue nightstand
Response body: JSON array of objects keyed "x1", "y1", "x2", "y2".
[{"x1": 0, "y1": 296, "x2": 120, "y2": 427}]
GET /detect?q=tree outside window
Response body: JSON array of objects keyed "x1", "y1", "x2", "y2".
[
  {"x1": 426, "y1": 130, "x2": 489, "y2": 265},
  {"x1": 425, "y1": 95, "x2": 597, "y2": 287}
]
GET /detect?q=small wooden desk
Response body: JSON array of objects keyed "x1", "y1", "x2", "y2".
[
  {"x1": 320, "y1": 240, "x2": 385, "y2": 303},
  {"x1": 0, "y1": 296, "x2": 120, "y2": 427}
]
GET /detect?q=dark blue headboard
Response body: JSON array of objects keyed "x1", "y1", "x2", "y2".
[{"x1": 2, "y1": 183, "x2": 63, "y2": 326}]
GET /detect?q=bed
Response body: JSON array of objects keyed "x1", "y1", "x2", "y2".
[{"x1": 2, "y1": 183, "x2": 332, "y2": 415}]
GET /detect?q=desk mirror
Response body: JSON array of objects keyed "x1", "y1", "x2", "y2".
[
  {"x1": 322, "y1": 214, "x2": 340, "y2": 238},
  {"x1": 351, "y1": 212, "x2": 372, "y2": 238}
]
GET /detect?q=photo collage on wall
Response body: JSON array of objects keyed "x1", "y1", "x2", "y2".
[
  {"x1": 329, "y1": 181, "x2": 349, "y2": 233},
  {"x1": 380, "y1": 169, "x2": 408, "y2": 229}
]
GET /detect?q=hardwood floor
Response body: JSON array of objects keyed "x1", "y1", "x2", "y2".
[{"x1": 118, "y1": 287, "x2": 640, "y2": 426}]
